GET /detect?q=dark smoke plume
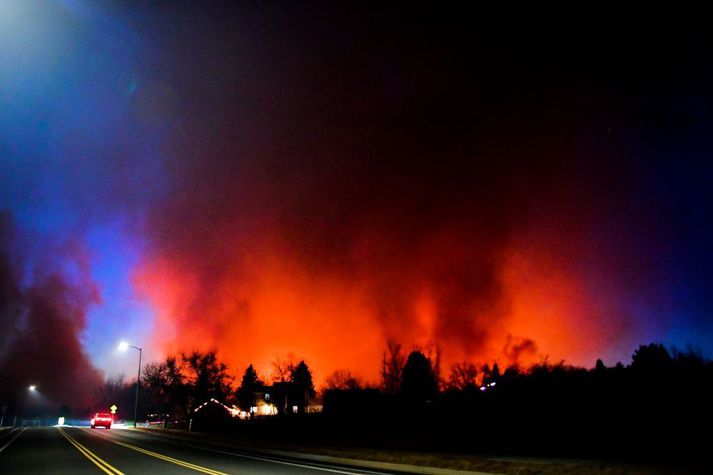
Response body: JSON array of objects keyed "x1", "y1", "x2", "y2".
[
  {"x1": 129, "y1": 4, "x2": 712, "y2": 380},
  {"x1": 0, "y1": 211, "x2": 103, "y2": 412}
]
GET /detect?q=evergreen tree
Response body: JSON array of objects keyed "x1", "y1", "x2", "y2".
[
  {"x1": 291, "y1": 360, "x2": 315, "y2": 412},
  {"x1": 400, "y1": 351, "x2": 438, "y2": 404},
  {"x1": 237, "y1": 364, "x2": 264, "y2": 411}
]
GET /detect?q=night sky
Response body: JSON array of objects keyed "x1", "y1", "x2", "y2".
[{"x1": 1, "y1": 2, "x2": 712, "y2": 404}]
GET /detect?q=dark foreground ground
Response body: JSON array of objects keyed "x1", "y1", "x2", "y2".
[
  {"x1": 132, "y1": 425, "x2": 707, "y2": 475},
  {"x1": 0, "y1": 425, "x2": 409, "y2": 475},
  {"x1": 0, "y1": 424, "x2": 708, "y2": 474}
]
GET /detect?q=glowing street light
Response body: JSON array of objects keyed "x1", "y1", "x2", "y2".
[
  {"x1": 12, "y1": 385, "x2": 39, "y2": 425},
  {"x1": 118, "y1": 341, "x2": 143, "y2": 427}
]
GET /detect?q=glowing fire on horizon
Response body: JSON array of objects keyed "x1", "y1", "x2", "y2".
[{"x1": 134, "y1": 226, "x2": 636, "y2": 386}]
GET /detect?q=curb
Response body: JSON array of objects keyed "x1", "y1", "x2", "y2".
[{"x1": 131, "y1": 427, "x2": 498, "y2": 475}]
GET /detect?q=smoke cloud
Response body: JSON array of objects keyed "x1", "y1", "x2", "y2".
[
  {"x1": 2, "y1": 3, "x2": 711, "y2": 401},
  {"x1": 130, "y1": 5, "x2": 701, "y2": 381},
  {"x1": 0, "y1": 211, "x2": 103, "y2": 410}
]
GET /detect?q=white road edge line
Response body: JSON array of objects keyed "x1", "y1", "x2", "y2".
[
  {"x1": 193, "y1": 442, "x2": 387, "y2": 474},
  {"x1": 206, "y1": 447, "x2": 389, "y2": 475},
  {"x1": 0, "y1": 427, "x2": 19, "y2": 441},
  {"x1": 112, "y1": 429, "x2": 386, "y2": 475},
  {"x1": 0, "y1": 427, "x2": 26, "y2": 453}
]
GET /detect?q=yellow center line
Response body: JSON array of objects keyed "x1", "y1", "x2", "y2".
[
  {"x1": 110, "y1": 439, "x2": 229, "y2": 475},
  {"x1": 57, "y1": 427, "x2": 124, "y2": 475},
  {"x1": 87, "y1": 430, "x2": 228, "y2": 475}
]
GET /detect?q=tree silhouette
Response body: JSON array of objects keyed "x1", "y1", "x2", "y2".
[
  {"x1": 181, "y1": 350, "x2": 233, "y2": 408},
  {"x1": 400, "y1": 351, "x2": 438, "y2": 404},
  {"x1": 448, "y1": 362, "x2": 478, "y2": 390},
  {"x1": 143, "y1": 356, "x2": 189, "y2": 420},
  {"x1": 595, "y1": 358, "x2": 607, "y2": 372},
  {"x1": 481, "y1": 362, "x2": 501, "y2": 386},
  {"x1": 237, "y1": 364, "x2": 264, "y2": 412},
  {"x1": 381, "y1": 340, "x2": 405, "y2": 394},
  {"x1": 324, "y1": 369, "x2": 361, "y2": 390},
  {"x1": 271, "y1": 354, "x2": 297, "y2": 383},
  {"x1": 291, "y1": 360, "x2": 315, "y2": 413},
  {"x1": 631, "y1": 343, "x2": 671, "y2": 372},
  {"x1": 94, "y1": 374, "x2": 137, "y2": 421}
]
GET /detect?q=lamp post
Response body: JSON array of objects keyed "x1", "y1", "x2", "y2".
[
  {"x1": 119, "y1": 342, "x2": 142, "y2": 427},
  {"x1": 12, "y1": 385, "x2": 37, "y2": 426}
]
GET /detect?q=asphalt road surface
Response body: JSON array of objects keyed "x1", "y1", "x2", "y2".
[{"x1": 0, "y1": 426, "x2": 401, "y2": 474}]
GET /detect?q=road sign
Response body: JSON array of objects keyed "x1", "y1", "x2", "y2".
[{"x1": 110, "y1": 404, "x2": 118, "y2": 414}]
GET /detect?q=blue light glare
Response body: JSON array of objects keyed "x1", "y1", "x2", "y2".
[{"x1": 1, "y1": 0, "x2": 164, "y2": 378}]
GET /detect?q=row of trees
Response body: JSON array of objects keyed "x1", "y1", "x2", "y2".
[
  {"x1": 89, "y1": 342, "x2": 711, "y2": 462},
  {"x1": 94, "y1": 351, "x2": 318, "y2": 422},
  {"x1": 320, "y1": 342, "x2": 713, "y2": 461},
  {"x1": 237, "y1": 360, "x2": 316, "y2": 413},
  {"x1": 95, "y1": 342, "x2": 712, "y2": 423},
  {"x1": 324, "y1": 339, "x2": 509, "y2": 399}
]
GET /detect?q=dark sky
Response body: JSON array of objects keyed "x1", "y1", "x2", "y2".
[{"x1": 1, "y1": 2, "x2": 712, "y2": 401}]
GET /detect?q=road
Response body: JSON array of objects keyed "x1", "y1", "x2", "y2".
[{"x1": 0, "y1": 426, "x2": 400, "y2": 474}]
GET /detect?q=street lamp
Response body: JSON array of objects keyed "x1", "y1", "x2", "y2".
[
  {"x1": 12, "y1": 385, "x2": 38, "y2": 426},
  {"x1": 118, "y1": 341, "x2": 142, "y2": 427}
]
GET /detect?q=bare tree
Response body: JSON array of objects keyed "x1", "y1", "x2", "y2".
[
  {"x1": 447, "y1": 362, "x2": 478, "y2": 390},
  {"x1": 142, "y1": 356, "x2": 189, "y2": 420},
  {"x1": 271, "y1": 353, "x2": 297, "y2": 383},
  {"x1": 181, "y1": 350, "x2": 233, "y2": 406},
  {"x1": 324, "y1": 369, "x2": 361, "y2": 391},
  {"x1": 95, "y1": 374, "x2": 126, "y2": 408},
  {"x1": 381, "y1": 339, "x2": 405, "y2": 394}
]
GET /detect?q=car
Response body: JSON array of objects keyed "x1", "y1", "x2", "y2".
[{"x1": 91, "y1": 412, "x2": 113, "y2": 429}]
